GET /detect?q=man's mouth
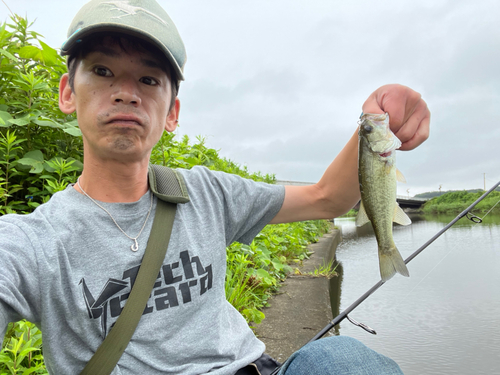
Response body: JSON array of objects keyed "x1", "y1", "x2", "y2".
[{"x1": 107, "y1": 114, "x2": 143, "y2": 126}]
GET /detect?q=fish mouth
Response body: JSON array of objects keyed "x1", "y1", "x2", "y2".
[{"x1": 379, "y1": 151, "x2": 392, "y2": 157}]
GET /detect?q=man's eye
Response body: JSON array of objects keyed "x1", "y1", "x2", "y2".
[
  {"x1": 94, "y1": 67, "x2": 112, "y2": 77},
  {"x1": 140, "y1": 77, "x2": 159, "y2": 86}
]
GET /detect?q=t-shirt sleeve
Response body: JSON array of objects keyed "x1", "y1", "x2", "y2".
[
  {"x1": 177, "y1": 166, "x2": 285, "y2": 246},
  {"x1": 0, "y1": 219, "x2": 41, "y2": 339}
]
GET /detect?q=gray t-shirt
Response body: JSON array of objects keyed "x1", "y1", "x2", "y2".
[{"x1": 0, "y1": 166, "x2": 285, "y2": 374}]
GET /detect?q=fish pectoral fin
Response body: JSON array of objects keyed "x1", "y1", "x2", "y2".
[
  {"x1": 356, "y1": 200, "x2": 371, "y2": 227},
  {"x1": 393, "y1": 204, "x2": 412, "y2": 226},
  {"x1": 396, "y1": 169, "x2": 407, "y2": 183}
]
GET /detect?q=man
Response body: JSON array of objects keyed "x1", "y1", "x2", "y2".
[{"x1": 0, "y1": 0, "x2": 430, "y2": 374}]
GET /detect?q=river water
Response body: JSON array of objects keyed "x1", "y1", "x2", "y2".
[{"x1": 330, "y1": 212, "x2": 500, "y2": 375}]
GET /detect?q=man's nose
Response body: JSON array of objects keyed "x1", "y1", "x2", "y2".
[{"x1": 110, "y1": 79, "x2": 142, "y2": 106}]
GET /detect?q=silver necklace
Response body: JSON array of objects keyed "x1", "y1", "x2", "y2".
[{"x1": 76, "y1": 177, "x2": 153, "y2": 252}]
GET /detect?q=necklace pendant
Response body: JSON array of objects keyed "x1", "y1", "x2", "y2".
[
  {"x1": 77, "y1": 177, "x2": 153, "y2": 253},
  {"x1": 131, "y1": 239, "x2": 139, "y2": 252}
]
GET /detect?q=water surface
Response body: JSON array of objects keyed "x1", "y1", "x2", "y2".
[{"x1": 331, "y1": 213, "x2": 500, "y2": 375}]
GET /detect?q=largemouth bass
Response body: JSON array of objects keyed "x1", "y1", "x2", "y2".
[{"x1": 357, "y1": 113, "x2": 411, "y2": 281}]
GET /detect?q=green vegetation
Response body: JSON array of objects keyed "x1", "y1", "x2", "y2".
[
  {"x1": 415, "y1": 188, "x2": 499, "y2": 199},
  {"x1": 150, "y1": 132, "x2": 275, "y2": 183},
  {"x1": 0, "y1": 16, "x2": 330, "y2": 371},
  {"x1": 0, "y1": 15, "x2": 83, "y2": 215},
  {"x1": 0, "y1": 321, "x2": 47, "y2": 375},
  {"x1": 294, "y1": 258, "x2": 338, "y2": 279},
  {"x1": 339, "y1": 208, "x2": 358, "y2": 217},
  {"x1": 422, "y1": 190, "x2": 500, "y2": 214},
  {"x1": 225, "y1": 220, "x2": 330, "y2": 325}
]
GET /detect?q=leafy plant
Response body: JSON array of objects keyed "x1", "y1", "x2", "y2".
[
  {"x1": 151, "y1": 132, "x2": 276, "y2": 183},
  {"x1": 225, "y1": 220, "x2": 330, "y2": 324},
  {"x1": 225, "y1": 253, "x2": 266, "y2": 325},
  {"x1": 0, "y1": 320, "x2": 47, "y2": 374},
  {"x1": 0, "y1": 15, "x2": 83, "y2": 213},
  {"x1": 0, "y1": 130, "x2": 25, "y2": 213}
]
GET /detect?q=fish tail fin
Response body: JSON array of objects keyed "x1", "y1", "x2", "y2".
[{"x1": 379, "y1": 246, "x2": 410, "y2": 282}]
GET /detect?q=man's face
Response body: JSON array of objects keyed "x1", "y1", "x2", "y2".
[{"x1": 59, "y1": 39, "x2": 179, "y2": 164}]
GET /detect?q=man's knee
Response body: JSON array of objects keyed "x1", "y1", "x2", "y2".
[{"x1": 281, "y1": 336, "x2": 403, "y2": 375}]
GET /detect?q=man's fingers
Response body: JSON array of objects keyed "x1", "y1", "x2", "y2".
[
  {"x1": 362, "y1": 84, "x2": 430, "y2": 151},
  {"x1": 398, "y1": 109, "x2": 430, "y2": 151},
  {"x1": 362, "y1": 84, "x2": 421, "y2": 129},
  {"x1": 394, "y1": 99, "x2": 429, "y2": 144}
]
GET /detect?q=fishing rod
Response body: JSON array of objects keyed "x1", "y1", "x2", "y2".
[{"x1": 270, "y1": 180, "x2": 500, "y2": 375}]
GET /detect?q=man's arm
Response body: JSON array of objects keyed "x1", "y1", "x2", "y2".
[{"x1": 270, "y1": 84, "x2": 430, "y2": 224}]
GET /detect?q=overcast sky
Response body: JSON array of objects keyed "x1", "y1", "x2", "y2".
[{"x1": 2, "y1": 0, "x2": 499, "y2": 195}]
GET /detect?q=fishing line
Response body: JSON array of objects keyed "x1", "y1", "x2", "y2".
[
  {"x1": 479, "y1": 197, "x2": 500, "y2": 221},
  {"x1": 395, "y1": 241, "x2": 457, "y2": 308},
  {"x1": 269, "y1": 180, "x2": 500, "y2": 375}
]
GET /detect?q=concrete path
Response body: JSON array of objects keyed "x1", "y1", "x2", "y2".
[{"x1": 254, "y1": 228, "x2": 341, "y2": 363}]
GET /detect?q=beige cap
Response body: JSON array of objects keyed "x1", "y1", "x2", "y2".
[{"x1": 61, "y1": 0, "x2": 186, "y2": 80}]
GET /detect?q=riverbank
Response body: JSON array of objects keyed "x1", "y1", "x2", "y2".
[
  {"x1": 254, "y1": 227, "x2": 341, "y2": 362},
  {"x1": 421, "y1": 190, "x2": 500, "y2": 214}
]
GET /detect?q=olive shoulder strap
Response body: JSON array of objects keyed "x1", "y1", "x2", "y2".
[{"x1": 80, "y1": 165, "x2": 189, "y2": 375}]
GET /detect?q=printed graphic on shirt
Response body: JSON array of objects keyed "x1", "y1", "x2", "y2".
[{"x1": 79, "y1": 250, "x2": 213, "y2": 336}]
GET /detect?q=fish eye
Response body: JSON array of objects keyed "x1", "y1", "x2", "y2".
[{"x1": 363, "y1": 124, "x2": 373, "y2": 133}]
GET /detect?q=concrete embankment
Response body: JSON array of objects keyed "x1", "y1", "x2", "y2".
[{"x1": 254, "y1": 227, "x2": 342, "y2": 363}]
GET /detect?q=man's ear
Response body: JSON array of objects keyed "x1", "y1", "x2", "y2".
[
  {"x1": 165, "y1": 97, "x2": 181, "y2": 132},
  {"x1": 59, "y1": 73, "x2": 76, "y2": 114}
]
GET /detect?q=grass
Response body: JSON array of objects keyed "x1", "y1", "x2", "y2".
[{"x1": 294, "y1": 258, "x2": 338, "y2": 279}]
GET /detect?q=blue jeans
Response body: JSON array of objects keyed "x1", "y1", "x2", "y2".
[{"x1": 277, "y1": 336, "x2": 403, "y2": 375}]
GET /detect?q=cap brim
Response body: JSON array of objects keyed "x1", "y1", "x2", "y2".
[{"x1": 61, "y1": 24, "x2": 185, "y2": 81}]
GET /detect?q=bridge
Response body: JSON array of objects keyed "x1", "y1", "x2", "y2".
[
  {"x1": 275, "y1": 180, "x2": 429, "y2": 209},
  {"x1": 396, "y1": 195, "x2": 428, "y2": 208}
]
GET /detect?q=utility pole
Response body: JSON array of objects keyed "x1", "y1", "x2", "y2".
[{"x1": 484, "y1": 173, "x2": 486, "y2": 191}]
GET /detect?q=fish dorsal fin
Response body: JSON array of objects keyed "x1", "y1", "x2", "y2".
[
  {"x1": 393, "y1": 204, "x2": 412, "y2": 226},
  {"x1": 356, "y1": 200, "x2": 371, "y2": 227},
  {"x1": 396, "y1": 169, "x2": 407, "y2": 183}
]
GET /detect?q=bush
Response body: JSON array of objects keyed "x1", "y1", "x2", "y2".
[
  {"x1": 151, "y1": 132, "x2": 276, "y2": 183},
  {"x1": 0, "y1": 321, "x2": 47, "y2": 374},
  {"x1": 0, "y1": 15, "x2": 83, "y2": 214}
]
